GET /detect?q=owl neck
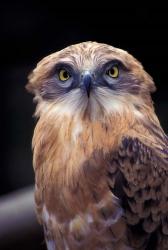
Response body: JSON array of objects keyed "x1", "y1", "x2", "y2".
[{"x1": 32, "y1": 99, "x2": 163, "y2": 189}]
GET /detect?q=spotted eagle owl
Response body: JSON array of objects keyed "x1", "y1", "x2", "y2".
[{"x1": 26, "y1": 42, "x2": 168, "y2": 250}]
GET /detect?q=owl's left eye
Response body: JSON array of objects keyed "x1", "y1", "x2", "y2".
[
  {"x1": 106, "y1": 66, "x2": 119, "y2": 78},
  {"x1": 58, "y1": 69, "x2": 71, "y2": 81}
]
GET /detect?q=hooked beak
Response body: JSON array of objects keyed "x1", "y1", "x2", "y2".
[{"x1": 81, "y1": 71, "x2": 92, "y2": 97}]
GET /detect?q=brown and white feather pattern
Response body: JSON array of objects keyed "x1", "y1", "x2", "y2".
[{"x1": 27, "y1": 42, "x2": 168, "y2": 250}]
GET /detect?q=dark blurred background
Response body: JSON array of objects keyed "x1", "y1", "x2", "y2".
[{"x1": 1, "y1": 2, "x2": 168, "y2": 249}]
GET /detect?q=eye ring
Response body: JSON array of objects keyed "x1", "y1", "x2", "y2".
[
  {"x1": 58, "y1": 69, "x2": 71, "y2": 81},
  {"x1": 106, "y1": 66, "x2": 119, "y2": 78}
]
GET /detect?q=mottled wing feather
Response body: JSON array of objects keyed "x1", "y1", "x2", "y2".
[{"x1": 107, "y1": 136, "x2": 168, "y2": 250}]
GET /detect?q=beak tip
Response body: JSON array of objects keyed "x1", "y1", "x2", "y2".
[{"x1": 87, "y1": 90, "x2": 90, "y2": 98}]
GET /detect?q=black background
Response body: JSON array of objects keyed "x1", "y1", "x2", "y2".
[{"x1": 1, "y1": 3, "x2": 168, "y2": 196}]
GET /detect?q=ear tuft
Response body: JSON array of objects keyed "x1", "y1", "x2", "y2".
[
  {"x1": 144, "y1": 72, "x2": 156, "y2": 93},
  {"x1": 25, "y1": 71, "x2": 36, "y2": 94}
]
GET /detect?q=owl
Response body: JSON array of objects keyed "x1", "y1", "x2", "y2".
[{"x1": 26, "y1": 42, "x2": 168, "y2": 250}]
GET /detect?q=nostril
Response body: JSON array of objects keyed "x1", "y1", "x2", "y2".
[{"x1": 81, "y1": 70, "x2": 91, "y2": 78}]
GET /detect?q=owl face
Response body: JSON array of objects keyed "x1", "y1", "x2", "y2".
[{"x1": 27, "y1": 42, "x2": 155, "y2": 119}]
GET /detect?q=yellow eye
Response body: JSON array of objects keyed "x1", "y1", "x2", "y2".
[
  {"x1": 58, "y1": 69, "x2": 71, "y2": 81},
  {"x1": 107, "y1": 66, "x2": 119, "y2": 78}
]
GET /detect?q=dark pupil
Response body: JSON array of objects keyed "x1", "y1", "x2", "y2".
[
  {"x1": 63, "y1": 70, "x2": 69, "y2": 78},
  {"x1": 109, "y1": 68, "x2": 114, "y2": 75}
]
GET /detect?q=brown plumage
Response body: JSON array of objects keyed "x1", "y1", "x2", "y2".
[{"x1": 26, "y1": 42, "x2": 168, "y2": 250}]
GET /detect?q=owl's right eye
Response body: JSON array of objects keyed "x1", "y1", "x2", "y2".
[{"x1": 58, "y1": 69, "x2": 71, "y2": 81}]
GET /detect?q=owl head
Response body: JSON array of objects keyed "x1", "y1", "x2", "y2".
[{"x1": 26, "y1": 42, "x2": 155, "y2": 120}]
